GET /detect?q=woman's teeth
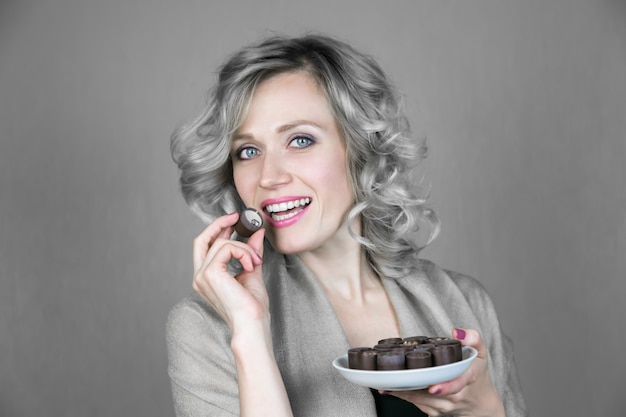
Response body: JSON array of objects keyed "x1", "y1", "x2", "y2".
[{"x1": 265, "y1": 198, "x2": 311, "y2": 221}]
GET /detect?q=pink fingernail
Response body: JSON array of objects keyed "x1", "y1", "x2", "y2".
[{"x1": 454, "y1": 328, "x2": 466, "y2": 340}]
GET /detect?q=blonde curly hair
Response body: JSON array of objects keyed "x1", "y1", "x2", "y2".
[{"x1": 171, "y1": 34, "x2": 439, "y2": 279}]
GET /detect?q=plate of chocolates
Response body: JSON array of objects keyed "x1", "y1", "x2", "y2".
[{"x1": 332, "y1": 336, "x2": 478, "y2": 391}]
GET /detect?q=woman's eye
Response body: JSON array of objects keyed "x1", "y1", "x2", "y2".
[
  {"x1": 289, "y1": 135, "x2": 314, "y2": 148},
  {"x1": 237, "y1": 147, "x2": 259, "y2": 160}
]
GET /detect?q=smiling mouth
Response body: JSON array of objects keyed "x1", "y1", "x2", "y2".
[{"x1": 264, "y1": 197, "x2": 311, "y2": 221}]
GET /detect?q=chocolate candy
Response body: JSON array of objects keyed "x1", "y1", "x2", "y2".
[
  {"x1": 359, "y1": 349, "x2": 378, "y2": 370},
  {"x1": 348, "y1": 347, "x2": 378, "y2": 370},
  {"x1": 348, "y1": 347, "x2": 372, "y2": 369},
  {"x1": 373, "y1": 343, "x2": 399, "y2": 351},
  {"x1": 345, "y1": 335, "x2": 464, "y2": 371},
  {"x1": 427, "y1": 336, "x2": 450, "y2": 343},
  {"x1": 378, "y1": 337, "x2": 403, "y2": 345},
  {"x1": 234, "y1": 208, "x2": 264, "y2": 238},
  {"x1": 377, "y1": 350, "x2": 406, "y2": 370},
  {"x1": 413, "y1": 343, "x2": 436, "y2": 354},
  {"x1": 433, "y1": 339, "x2": 463, "y2": 362},
  {"x1": 432, "y1": 345, "x2": 456, "y2": 366},
  {"x1": 406, "y1": 350, "x2": 433, "y2": 369},
  {"x1": 402, "y1": 336, "x2": 429, "y2": 346}
]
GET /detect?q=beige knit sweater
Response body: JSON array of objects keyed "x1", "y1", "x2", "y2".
[{"x1": 166, "y1": 253, "x2": 527, "y2": 417}]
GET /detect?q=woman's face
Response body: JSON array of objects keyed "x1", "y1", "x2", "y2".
[{"x1": 231, "y1": 71, "x2": 354, "y2": 254}]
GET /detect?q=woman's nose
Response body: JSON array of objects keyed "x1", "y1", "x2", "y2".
[{"x1": 258, "y1": 153, "x2": 291, "y2": 189}]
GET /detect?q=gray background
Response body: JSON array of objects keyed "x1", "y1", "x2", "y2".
[{"x1": 1, "y1": 0, "x2": 624, "y2": 416}]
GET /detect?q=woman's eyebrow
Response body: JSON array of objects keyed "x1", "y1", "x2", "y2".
[
  {"x1": 232, "y1": 133, "x2": 253, "y2": 142},
  {"x1": 276, "y1": 120, "x2": 323, "y2": 133},
  {"x1": 233, "y1": 120, "x2": 325, "y2": 142}
]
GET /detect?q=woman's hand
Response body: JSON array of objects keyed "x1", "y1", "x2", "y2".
[
  {"x1": 386, "y1": 328, "x2": 506, "y2": 417},
  {"x1": 192, "y1": 213, "x2": 294, "y2": 416},
  {"x1": 192, "y1": 212, "x2": 267, "y2": 330}
]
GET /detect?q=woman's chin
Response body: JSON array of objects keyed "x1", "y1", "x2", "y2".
[{"x1": 266, "y1": 233, "x2": 311, "y2": 255}]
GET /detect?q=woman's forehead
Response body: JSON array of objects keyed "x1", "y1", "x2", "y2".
[{"x1": 236, "y1": 72, "x2": 336, "y2": 136}]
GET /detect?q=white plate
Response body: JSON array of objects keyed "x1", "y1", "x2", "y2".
[{"x1": 332, "y1": 346, "x2": 477, "y2": 391}]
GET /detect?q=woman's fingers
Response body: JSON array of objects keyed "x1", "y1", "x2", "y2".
[
  {"x1": 388, "y1": 328, "x2": 503, "y2": 416},
  {"x1": 192, "y1": 237, "x2": 265, "y2": 321},
  {"x1": 453, "y1": 328, "x2": 488, "y2": 357},
  {"x1": 246, "y1": 228, "x2": 265, "y2": 261},
  {"x1": 192, "y1": 212, "x2": 239, "y2": 271},
  {"x1": 193, "y1": 224, "x2": 264, "y2": 293},
  {"x1": 426, "y1": 328, "x2": 485, "y2": 396},
  {"x1": 188, "y1": 212, "x2": 270, "y2": 330},
  {"x1": 197, "y1": 234, "x2": 263, "y2": 284}
]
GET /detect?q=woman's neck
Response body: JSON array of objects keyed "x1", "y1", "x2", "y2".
[
  {"x1": 296, "y1": 225, "x2": 400, "y2": 347},
  {"x1": 296, "y1": 225, "x2": 381, "y2": 304}
]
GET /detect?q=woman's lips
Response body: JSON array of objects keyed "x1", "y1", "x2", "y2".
[{"x1": 262, "y1": 197, "x2": 312, "y2": 227}]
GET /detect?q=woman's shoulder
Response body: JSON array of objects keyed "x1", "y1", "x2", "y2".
[
  {"x1": 413, "y1": 259, "x2": 493, "y2": 305},
  {"x1": 415, "y1": 258, "x2": 483, "y2": 285}
]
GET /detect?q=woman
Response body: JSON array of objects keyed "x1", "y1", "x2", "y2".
[{"x1": 167, "y1": 34, "x2": 527, "y2": 417}]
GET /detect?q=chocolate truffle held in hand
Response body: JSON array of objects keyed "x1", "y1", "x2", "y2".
[{"x1": 233, "y1": 208, "x2": 264, "y2": 239}]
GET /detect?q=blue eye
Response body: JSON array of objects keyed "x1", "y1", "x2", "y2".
[
  {"x1": 290, "y1": 135, "x2": 314, "y2": 148},
  {"x1": 237, "y1": 146, "x2": 259, "y2": 160}
]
